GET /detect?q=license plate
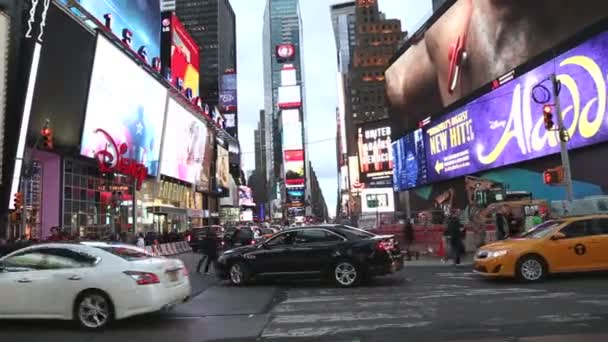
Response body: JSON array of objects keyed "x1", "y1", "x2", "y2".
[{"x1": 167, "y1": 270, "x2": 179, "y2": 282}]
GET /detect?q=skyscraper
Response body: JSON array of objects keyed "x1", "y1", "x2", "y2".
[{"x1": 263, "y1": 0, "x2": 309, "y2": 221}]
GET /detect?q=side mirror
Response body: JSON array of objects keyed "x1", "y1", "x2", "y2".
[{"x1": 550, "y1": 232, "x2": 566, "y2": 241}]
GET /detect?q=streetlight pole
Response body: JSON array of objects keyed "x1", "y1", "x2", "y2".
[{"x1": 551, "y1": 74, "x2": 574, "y2": 201}]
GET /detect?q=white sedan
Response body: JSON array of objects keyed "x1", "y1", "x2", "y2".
[{"x1": 0, "y1": 242, "x2": 191, "y2": 329}]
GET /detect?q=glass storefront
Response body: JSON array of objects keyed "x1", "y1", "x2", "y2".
[{"x1": 62, "y1": 159, "x2": 134, "y2": 239}]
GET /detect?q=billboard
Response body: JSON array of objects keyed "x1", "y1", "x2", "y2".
[
  {"x1": 286, "y1": 188, "x2": 305, "y2": 207},
  {"x1": 197, "y1": 130, "x2": 215, "y2": 192},
  {"x1": 276, "y1": 43, "x2": 296, "y2": 62},
  {"x1": 361, "y1": 188, "x2": 395, "y2": 213},
  {"x1": 281, "y1": 65, "x2": 297, "y2": 86},
  {"x1": 348, "y1": 156, "x2": 361, "y2": 192},
  {"x1": 425, "y1": 29, "x2": 608, "y2": 184},
  {"x1": 385, "y1": 0, "x2": 608, "y2": 138},
  {"x1": 284, "y1": 149, "x2": 305, "y2": 187},
  {"x1": 220, "y1": 73, "x2": 237, "y2": 112},
  {"x1": 238, "y1": 186, "x2": 255, "y2": 207},
  {"x1": 160, "y1": 98, "x2": 207, "y2": 183},
  {"x1": 216, "y1": 146, "x2": 230, "y2": 188},
  {"x1": 160, "y1": 12, "x2": 200, "y2": 98},
  {"x1": 81, "y1": 35, "x2": 166, "y2": 176},
  {"x1": 393, "y1": 128, "x2": 428, "y2": 191},
  {"x1": 278, "y1": 85, "x2": 301, "y2": 109},
  {"x1": 224, "y1": 114, "x2": 236, "y2": 128},
  {"x1": 66, "y1": 0, "x2": 161, "y2": 60},
  {"x1": 281, "y1": 109, "x2": 303, "y2": 150},
  {"x1": 357, "y1": 121, "x2": 393, "y2": 184}
]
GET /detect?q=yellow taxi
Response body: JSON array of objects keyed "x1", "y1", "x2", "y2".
[{"x1": 474, "y1": 215, "x2": 608, "y2": 282}]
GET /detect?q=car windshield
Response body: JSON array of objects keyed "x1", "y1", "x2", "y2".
[
  {"x1": 95, "y1": 246, "x2": 152, "y2": 261},
  {"x1": 338, "y1": 225, "x2": 375, "y2": 238},
  {"x1": 521, "y1": 220, "x2": 564, "y2": 239}
]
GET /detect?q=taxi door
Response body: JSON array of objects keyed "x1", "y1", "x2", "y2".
[
  {"x1": 543, "y1": 219, "x2": 600, "y2": 272},
  {"x1": 590, "y1": 218, "x2": 608, "y2": 270}
]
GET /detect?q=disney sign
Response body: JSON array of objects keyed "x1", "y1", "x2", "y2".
[{"x1": 93, "y1": 129, "x2": 148, "y2": 190}]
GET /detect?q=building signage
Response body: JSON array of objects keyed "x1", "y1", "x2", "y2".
[
  {"x1": 276, "y1": 43, "x2": 295, "y2": 62},
  {"x1": 357, "y1": 121, "x2": 393, "y2": 184},
  {"x1": 425, "y1": 30, "x2": 608, "y2": 183},
  {"x1": 93, "y1": 129, "x2": 148, "y2": 190},
  {"x1": 26, "y1": 0, "x2": 50, "y2": 42}
]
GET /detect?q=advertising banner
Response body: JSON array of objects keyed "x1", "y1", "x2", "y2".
[
  {"x1": 220, "y1": 74, "x2": 237, "y2": 112},
  {"x1": 281, "y1": 65, "x2": 297, "y2": 86},
  {"x1": 357, "y1": 121, "x2": 393, "y2": 184},
  {"x1": 160, "y1": 98, "x2": 207, "y2": 184},
  {"x1": 361, "y1": 188, "x2": 395, "y2": 213},
  {"x1": 81, "y1": 36, "x2": 167, "y2": 176},
  {"x1": 278, "y1": 85, "x2": 301, "y2": 109},
  {"x1": 224, "y1": 114, "x2": 236, "y2": 128},
  {"x1": 238, "y1": 186, "x2": 255, "y2": 207},
  {"x1": 276, "y1": 43, "x2": 296, "y2": 62},
  {"x1": 67, "y1": 0, "x2": 161, "y2": 59},
  {"x1": 216, "y1": 146, "x2": 230, "y2": 188},
  {"x1": 393, "y1": 128, "x2": 428, "y2": 191},
  {"x1": 161, "y1": 12, "x2": 200, "y2": 98},
  {"x1": 425, "y1": 30, "x2": 608, "y2": 184},
  {"x1": 385, "y1": 0, "x2": 608, "y2": 138},
  {"x1": 284, "y1": 149, "x2": 305, "y2": 187},
  {"x1": 348, "y1": 156, "x2": 362, "y2": 192},
  {"x1": 281, "y1": 109, "x2": 303, "y2": 150},
  {"x1": 286, "y1": 188, "x2": 305, "y2": 207},
  {"x1": 197, "y1": 131, "x2": 214, "y2": 192}
]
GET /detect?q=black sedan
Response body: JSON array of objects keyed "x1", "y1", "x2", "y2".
[{"x1": 215, "y1": 225, "x2": 403, "y2": 287}]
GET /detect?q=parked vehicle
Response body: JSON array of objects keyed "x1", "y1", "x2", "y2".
[
  {"x1": 216, "y1": 224, "x2": 403, "y2": 287},
  {"x1": 0, "y1": 242, "x2": 191, "y2": 329}
]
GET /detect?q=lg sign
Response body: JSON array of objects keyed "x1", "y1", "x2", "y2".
[{"x1": 276, "y1": 44, "x2": 295, "y2": 61}]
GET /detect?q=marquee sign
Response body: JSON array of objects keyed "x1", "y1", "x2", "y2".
[{"x1": 93, "y1": 129, "x2": 148, "y2": 190}]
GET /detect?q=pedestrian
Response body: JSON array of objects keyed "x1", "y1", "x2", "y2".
[
  {"x1": 495, "y1": 208, "x2": 507, "y2": 241},
  {"x1": 136, "y1": 233, "x2": 145, "y2": 249},
  {"x1": 197, "y1": 229, "x2": 219, "y2": 274},
  {"x1": 403, "y1": 219, "x2": 415, "y2": 260},
  {"x1": 447, "y1": 211, "x2": 465, "y2": 265}
]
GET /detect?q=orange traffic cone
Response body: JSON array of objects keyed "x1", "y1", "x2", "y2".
[{"x1": 437, "y1": 237, "x2": 446, "y2": 258}]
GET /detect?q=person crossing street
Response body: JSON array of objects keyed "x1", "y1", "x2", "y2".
[{"x1": 197, "y1": 229, "x2": 219, "y2": 275}]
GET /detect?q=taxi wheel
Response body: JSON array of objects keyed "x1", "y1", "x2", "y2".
[{"x1": 516, "y1": 255, "x2": 547, "y2": 283}]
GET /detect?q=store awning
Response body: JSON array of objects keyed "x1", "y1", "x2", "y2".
[{"x1": 146, "y1": 206, "x2": 187, "y2": 216}]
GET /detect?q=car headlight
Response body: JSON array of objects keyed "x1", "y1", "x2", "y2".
[{"x1": 488, "y1": 250, "x2": 508, "y2": 258}]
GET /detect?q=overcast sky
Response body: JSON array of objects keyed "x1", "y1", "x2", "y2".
[{"x1": 231, "y1": 0, "x2": 432, "y2": 217}]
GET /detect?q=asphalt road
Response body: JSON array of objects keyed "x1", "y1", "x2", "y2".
[{"x1": 1, "y1": 255, "x2": 608, "y2": 342}]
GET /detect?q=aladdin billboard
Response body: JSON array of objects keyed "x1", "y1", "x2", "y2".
[
  {"x1": 160, "y1": 12, "x2": 200, "y2": 99},
  {"x1": 385, "y1": 0, "x2": 608, "y2": 138},
  {"x1": 357, "y1": 121, "x2": 393, "y2": 185},
  {"x1": 424, "y1": 29, "x2": 608, "y2": 184}
]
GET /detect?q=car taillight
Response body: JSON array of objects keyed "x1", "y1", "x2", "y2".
[
  {"x1": 250, "y1": 239, "x2": 256, "y2": 245},
  {"x1": 376, "y1": 241, "x2": 391, "y2": 251},
  {"x1": 187, "y1": 235, "x2": 191, "y2": 242},
  {"x1": 124, "y1": 271, "x2": 160, "y2": 285}
]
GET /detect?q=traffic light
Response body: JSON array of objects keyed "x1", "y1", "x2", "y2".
[
  {"x1": 41, "y1": 126, "x2": 53, "y2": 149},
  {"x1": 543, "y1": 167, "x2": 563, "y2": 185},
  {"x1": 13, "y1": 192, "x2": 23, "y2": 209},
  {"x1": 543, "y1": 104, "x2": 554, "y2": 130}
]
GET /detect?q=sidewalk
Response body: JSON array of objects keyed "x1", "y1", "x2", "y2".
[{"x1": 402, "y1": 252, "x2": 475, "y2": 267}]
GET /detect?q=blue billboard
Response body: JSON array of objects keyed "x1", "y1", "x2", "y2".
[{"x1": 393, "y1": 128, "x2": 428, "y2": 191}]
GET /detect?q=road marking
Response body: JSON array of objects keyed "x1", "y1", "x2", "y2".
[
  {"x1": 272, "y1": 310, "x2": 426, "y2": 324},
  {"x1": 262, "y1": 321, "x2": 433, "y2": 338}
]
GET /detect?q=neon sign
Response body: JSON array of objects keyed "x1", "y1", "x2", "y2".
[{"x1": 93, "y1": 129, "x2": 148, "y2": 190}]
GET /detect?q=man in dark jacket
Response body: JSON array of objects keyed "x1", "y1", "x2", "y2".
[
  {"x1": 447, "y1": 212, "x2": 465, "y2": 265},
  {"x1": 197, "y1": 229, "x2": 219, "y2": 274},
  {"x1": 403, "y1": 219, "x2": 416, "y2": 260}
]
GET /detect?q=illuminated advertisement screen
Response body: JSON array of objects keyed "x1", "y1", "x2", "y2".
[
  {"x1": 425, "y1": 30, "x2": 608, "y2": 184},
  {"x1": 197, "y1": 132, "x2": 215, "y2": 192},
  {"x1": 281, "y1": 109, "x2": 302, "y2": 150},
  {"x1": 239, "y1": 186, "x2": 255, "y2": 207},
  {"x1": 276, "y1": 43, "x2": 296, "y2": 62},
  {"x1": 224, "y1": 114, "x2": 236, "y2": 128},
  {"x1": 286, "y1": 188, "x2": 305, "y2": 207},
  {"x1": 216, "y1": 146, "x2": 230, "y2": 188},
  {"x1": 281, "y1": 65, "x2": 297, "y2": 86},
  {"x1": 357, "y1": 121, "x2": 393, "y2": 184},
  {"x1": 385, "y1": 0, "x2": 608, "y2": 138},
  {"x1": 393, "y1": 128, "x2": 428, "y2": 191},
  {"x1": 161, "y1": 13, "x2": 200, "y2": 98},
  {"x1": 80, "y1": 36, "x2": 167, "y2": 176},
  {"x1": 278, "y1": 85, "x2": 301, "y2": 109},
  {"x1": 284, "y1": 149, "x2": 305, "y2": 187},
  {"x1": 361, "y1": 188, "x2": 395, "y2": 213},
  {"x1": 160, "y1": 98, "x2": 207, "y2": 183},
  {"x1": 65, "y1": 0, "x2": 161, "y2": 59},
  {"x1": 220, "y1": 74, "x2": 237, "y2": 112}
]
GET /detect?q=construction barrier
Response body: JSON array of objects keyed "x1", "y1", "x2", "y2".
[{"x1": 142, "y1": 241, "x2": 194, "y2": 256}]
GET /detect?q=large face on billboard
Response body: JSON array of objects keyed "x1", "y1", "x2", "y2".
[
  {"x1": 424, "y1": 29, "x2": 608, "y2": 183},
  {"x1": 216, "y1": 146, "x2": 230, "y2": 188},
  {"x1": 166, "y1": 14, "x2": 200, "y2": 98},
  {"x1": 66, "y1": 0, "x2": 161, "y2": 59},
  {"x1": 393, "y1": 128, "x2": 428, "y2": 191},
  {"x1": 357, "y1": 122, "x2": 393, "y2": 184},
  {"x1": 385, "y1": 0, "x2": 608, "y2": 137},
  {"x1": 81, "y1": 36, "x2": 166, "y2": 176},
  {"x1": 160, "y1": 98, "x2": 207, "y2": 183},
  {"x1": 284, "y1": 150, "x2": 305, "y2": 187}
]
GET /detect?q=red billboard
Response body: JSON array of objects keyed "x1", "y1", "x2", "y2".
[
  {"x1": 284, "y1": 149, "x2": 305, "y2": 187},
  {"x1": 161, "y1": 12, "x2": 200, "y2": 99},
  {"x1": 276, "y1": 43, "x2": 296, "y2": 62}
]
